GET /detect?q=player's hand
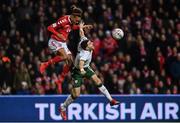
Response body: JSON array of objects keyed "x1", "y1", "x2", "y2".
[
  {"x1": 80, "y1": 69, "x2": 86, "y2": 75},
  {"x1": 79, "y1": 21, "x2": 84, "y2": 29},
  {"x1": 57, "y1": 33, "x2": 66, "y2": 41},
  {"x1": 83, "y1": 25, "x2": 93, "y2": 30}
]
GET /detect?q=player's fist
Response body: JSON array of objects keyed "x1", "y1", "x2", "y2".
[
  {"x1": 83, "y1": 25, "x2": 93, "y2": 30},
  {"x1": 80, "y1": 69, "x2": 86, "y2": 75},
  {"x1": 79, "y1": 21, "x2": 84, "y2": 29}
]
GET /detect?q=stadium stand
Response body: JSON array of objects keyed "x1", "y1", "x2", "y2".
[{"x1": 0, "y1": 0, "x2": 179, "y2": 95}]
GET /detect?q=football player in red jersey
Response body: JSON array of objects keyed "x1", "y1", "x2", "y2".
[{"x1": 39, "y1": 6, "x2": 92, "y2": 78}]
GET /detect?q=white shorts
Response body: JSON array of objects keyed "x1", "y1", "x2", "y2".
[{"x1": 48, "y1": 38, "x2": 71, "y2": 54}]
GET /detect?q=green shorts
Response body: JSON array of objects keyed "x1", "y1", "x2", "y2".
[{"x1": 71, "y1": 67, "x2": 95, "y2": 88}]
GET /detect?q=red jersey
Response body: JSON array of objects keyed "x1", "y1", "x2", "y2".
[{"x1": 47, "y1": 15, "x2": 79, "y2": 42}]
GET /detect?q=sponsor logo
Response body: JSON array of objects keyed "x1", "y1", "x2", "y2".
[{"x1": 35, "y1": 102, "x2": 179, "y2": 121}]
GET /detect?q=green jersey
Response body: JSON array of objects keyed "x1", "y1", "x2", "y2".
[{"x1": 74, "y1": 36, "x2": 92, "y2": 68}]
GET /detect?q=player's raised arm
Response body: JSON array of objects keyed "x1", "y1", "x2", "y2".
[
  {"x1": 79, "y1": 21, "x2": 93, "y2": 36},
  {"x1": 79, "y1": 21, "x2": 85, "y2": 38}
]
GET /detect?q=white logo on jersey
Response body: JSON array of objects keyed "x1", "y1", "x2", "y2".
[
  {"x1": 52, "y1": 23, "x2": 57, "y2": 27},
  {"x1": 57, "y1": 19, "x2": 67, "y2": 25},
  {"x1": 75, "y1": 80, "x2": 78, "y2": 83},
  {"x1": 66, "y1": 28, "x2": 71, "y2": 32},
  {"x1": 64, "y1": 25, "x2": 71, "y2": 32}
]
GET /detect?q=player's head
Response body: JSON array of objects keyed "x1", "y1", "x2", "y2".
[
  {"x1": 81, "y1": 40, "x2": 94, "y2": 51},
  {"x1": 70, "y1": 5, "x2": 82, "y2": 24}
]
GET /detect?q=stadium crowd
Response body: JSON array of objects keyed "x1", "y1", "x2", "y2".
[{"x1": 0, "y1": 0, "x2": 179, "y2": 95}]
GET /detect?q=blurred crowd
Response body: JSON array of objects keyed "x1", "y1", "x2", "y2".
[{"x1": 0, "y1": 0, "x2": 179, "y2": 95}]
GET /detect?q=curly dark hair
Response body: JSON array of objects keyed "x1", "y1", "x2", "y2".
[{"x1": 71, "y1": 5, "x2": 82, "y2": 17}]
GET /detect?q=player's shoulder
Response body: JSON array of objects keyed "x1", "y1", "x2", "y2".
[
  {"x1": 58, "y1": 15, "x2": 70, "y2": 21},
  {"x1": 79, "y1": 49, "x2": 91, "y2": 56},
  {"x1": 80, "y1": 36, "x2": 88, "y2": 42},
  {"x1": 57, "y1": 15, "x2": 70, "y2": 23}
]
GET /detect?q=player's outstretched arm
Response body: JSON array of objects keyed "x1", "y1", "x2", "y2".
[
  {"x1": 83, "y1": 24, "x2": 93, "y2": 34},
  {"x1": 79, "y1": 21, "x2": 85, "y2": 38},
  {"x1": 79, "y1": 21, "x2": 93, "y2": 37}
]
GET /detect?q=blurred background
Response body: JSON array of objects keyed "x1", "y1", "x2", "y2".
[{"x1": 0, "y1": 0, "x2": 179, "y2": 95}]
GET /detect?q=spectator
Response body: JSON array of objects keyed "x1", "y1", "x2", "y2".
[
  {"x1": 158, "y1": 81, "x2": 166, "y2": 94},
  {"x1": 16, "y1": 81, "x2": 31, "y2": 95},
  {"x1": 102, "y1": 30, "x2": 118, "y2": 56},
  {"x1": 13, "y1": 62, "x2": 31, "y2": 93},
  {"x1": 91, "y1": 32, "x2": 102, "y2": 58},
  {"x1": 123, "y1": 74, "x2": 134, "y2": 94},
  {"x1": 144, "y1": 83, "x2": 153, "y2": 94},
  {"x1": 170, "y1": 53, "x2": 180, "y2": 81}
]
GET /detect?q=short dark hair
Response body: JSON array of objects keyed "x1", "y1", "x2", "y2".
[
  {"x1": 71, "y1": 5, "x2": 82, "y2": 17},
  {"x1": 80, "y1": 40, "x2": 89, "y2": 50}
]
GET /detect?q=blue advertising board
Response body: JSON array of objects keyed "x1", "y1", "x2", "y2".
[{"x1": 0, "y1": 95, "x2": 179, "y2": 122}]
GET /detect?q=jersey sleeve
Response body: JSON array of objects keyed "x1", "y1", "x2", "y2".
[
  {"x1": 79, "y1": 51, "x2": 89, "y2": 61},
  {"x1": 47, "y1": 16, "x2": 70, "y2": 36}
]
